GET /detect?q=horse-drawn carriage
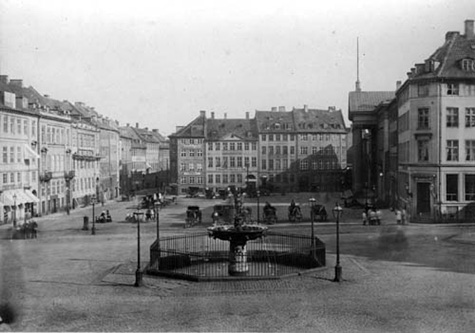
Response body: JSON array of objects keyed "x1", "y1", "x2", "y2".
[
  {"x1": 185, "y1": 206, "x2": 202, "y2": 228},
  {"x1": 263, "y1": 204, "x2": 277, "y2": 224},
  {"x1": 310, "y1": 204, "x2": 328, "y2": 222},
  {"x1": 288, "y1": 204, "x2": 303, "y2": 222}
]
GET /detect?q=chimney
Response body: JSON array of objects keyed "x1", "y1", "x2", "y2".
[
  {"x1": 211, "y1": 112, "x2": 215, "y2": 119},
  {"x1": 328, "y1": 106, "x2": 336, "y2": 112},
  {"x1": 465, "y1": 19, "x2": 475, "y2": 39},
  {"x1": 10, "y1": 79, "x2": 23, "y2": 88},
  {"x1": 136, "y1": 122, "x2": 139, "y2": 128},
  {"x1": 126, "y1": 123, "x2": 130, "y2": 127},
  {"x1": 0, "y1": 75, "x2": 9, "y2": 84},
  {"x1": 200, "y1": 110, "x2": 206, "y2": 117},
  {"x1": 224, "y1": 113, "x2": 227, "y2": 119},
  {"x1": 152, "y1": 129, "x2": 158, "y2": 133},
  {"x1": 43, "y1": 94, "x2": 49, "y2": 98},
  {"x1": 304, "y1": 104, "x2": 308, "y2": 112},
  {"x1": 278, "y1": 106, "x2": 286, "y2": 112},
  {"x1": 246, "y1": 112, "x2": 249, "y2": 119},
  {"x1": 271, "y1": 107, "x2": 277, "y2": 112},
  {"x1": 145, "y1": 127, "x2": 148, "y2": 131},
  {"x1": 396, "y1": 81, "x2": 402, "y2": 91},
  {"x1": 445, "y1": 31, "x2": 459, "y2": 41}
]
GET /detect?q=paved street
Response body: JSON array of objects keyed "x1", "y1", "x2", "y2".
[{"x1": 1, "y1": 196, "x2": 475, "y2": 332}]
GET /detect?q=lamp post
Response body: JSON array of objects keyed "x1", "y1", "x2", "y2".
[
  {"x1": 308, "y1": 198, "x2": 316, "y2": 252},
  {"x1": 332, "y1": 202, "x2": 343, "y2": 282},
  {"x1": 13, "y1": 194, "x2": 17, "y2": 228},
  {"x1": 256, "y1": 190, "x2": 260, "y2": 223},
  {"x1": 91, "y1": 196, "x2": 96, "y2": 235},
  {"x1": 134, "y1": 204, "x2": 143, "y2": 287}
]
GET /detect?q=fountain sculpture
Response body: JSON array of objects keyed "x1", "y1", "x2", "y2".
[{"x1": 207, "y1": 190, "x2": 267, "y2": 276}]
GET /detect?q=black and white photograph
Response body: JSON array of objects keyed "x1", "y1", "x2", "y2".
[{"x1": 1, "y1": 0, "x2": 475, "y2": 331}]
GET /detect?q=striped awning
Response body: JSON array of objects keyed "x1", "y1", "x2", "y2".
[{"x1": 0, "y1": 189, "x2": 39, "y2": 206}]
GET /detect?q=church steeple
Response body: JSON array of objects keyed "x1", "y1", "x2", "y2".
[{"x1": 355, "y1": 37, "x2": 361, "y2": 92}]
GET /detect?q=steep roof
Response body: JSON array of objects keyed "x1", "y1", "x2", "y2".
[
  {"x1": 132, "y1": 127, "x2": 161, "y2": 144},
  {"x1": 255, "y1": 110, "x2": 294, "y2": 133},
  {"x1": 169, "y1": 113, "x2": 206, "y2": 138},
  {"x1": 292, "y1": 108, "x2": 347, "y2": 133},
  {"x1": 348, "y1": 91, "x2": 395, "y2": 115},
  {"x1": 206, "y1": 118, "x2": 257, "y2": 140},
  {"x1": 413, "y1": 31, "x2": 475, "y2": 80}
]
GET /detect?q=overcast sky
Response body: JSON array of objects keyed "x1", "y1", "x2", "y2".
[{"x1": 1, "y1": 0, "x2": 474, "y2": 135}]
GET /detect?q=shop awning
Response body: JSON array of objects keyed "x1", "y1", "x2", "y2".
[
  {"x1": 24, "y1": 144, "x2": 41, "y2": 159},
  {"x1": 0, "y1": 189, "x2": 40, "y2": 206}
]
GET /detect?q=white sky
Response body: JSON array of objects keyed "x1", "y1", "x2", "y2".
[{"x1": 1, "y1": 0, "x2": 474, "y2": 135}]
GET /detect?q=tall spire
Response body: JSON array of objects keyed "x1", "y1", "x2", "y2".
[{"x1": 355, "y1": 37, "x2": 361, "y2": 92}]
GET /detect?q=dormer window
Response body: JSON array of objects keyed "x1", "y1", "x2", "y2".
[{"x1": 461, "y1": 58, "x2": 475, "y2": 72}]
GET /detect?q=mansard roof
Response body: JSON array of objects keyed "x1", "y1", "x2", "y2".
[
  {"x1": 292, "y1": 107, "x2": 347, "y2": 132},
  {"x1": 255, "y1": 110, "x2": 294, "y2": 133},
  {"x1": 206, "y1": 118, "x2": 257, "y2": 141}
]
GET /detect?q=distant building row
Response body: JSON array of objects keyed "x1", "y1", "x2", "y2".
[
  {"x1": 0, "y1": 76, "x2": 169, "y2": 224},
  {"x1": 169, "y1": 106, "x2": 349, "y2": 195}
]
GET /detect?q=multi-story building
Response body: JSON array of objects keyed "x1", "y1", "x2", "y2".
[
  {"x1": 205, "y1": 111, "x2": 258, "y2": 194},
  {"x1": 169, "y1": 111, "x2": 206, "y2": 195},
  {"x1": 0, "y1": 77, "x2": 40, "y2": 224},
  {"x1": 97, "y1": 115, "x2": 120, "y2": 201},
  {"x1": 70, "y1": 102, "x2": 101, "y2": 208},
  {"x1": 293, "y1": 105, "x2": 348, "y2": 192},
  {"x1": 255, "y1": 107, "x2": 296, "y2": 192},
  {"x1": 395, "y1": 19, "x2": 475, "y2": 221}
]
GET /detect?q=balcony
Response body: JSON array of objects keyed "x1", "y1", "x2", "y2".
[
  {"x1": 64, "y1": 170, "x2": 75, "y2": 180},
  {"x1": 40, "y1": 171, "x2": 53, "y2": 182}
]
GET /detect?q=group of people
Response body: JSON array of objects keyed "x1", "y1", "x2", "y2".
[{"x1": 98, "y1": 210, "x2": 112, "y2": 223}]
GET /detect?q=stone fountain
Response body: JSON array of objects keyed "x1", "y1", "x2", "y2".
[{"x1": 207, "y1": 190, "x2": 267, "y2": 276}]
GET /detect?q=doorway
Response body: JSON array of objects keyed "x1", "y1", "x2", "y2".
[{"x1": 417, "y1": 182, "x2": 431, "y2": 216}]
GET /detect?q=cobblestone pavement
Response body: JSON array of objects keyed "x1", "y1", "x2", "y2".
[{"x1": 1, "y1": 197, "x2": 475, "y2": 332}]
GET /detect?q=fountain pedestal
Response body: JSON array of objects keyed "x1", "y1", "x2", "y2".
[{"x1": 208, "y1": 225, "x2": 267, "y2": 276}]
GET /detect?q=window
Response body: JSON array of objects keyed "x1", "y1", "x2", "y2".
[
  {"x1": 283, "y1": 146, "x2": 288, "y2": 155},
  {"x1": 197, "y1": 149, "x2": 203, "y2": 157},
  {"x1": 461, "y1": 59, "x2": 475, "y2": 72},
  {"x1": 446, "y1": 108, "x2": 459, "y2": 127},
  {"x1": 301, "y1": 134, "x2": 308, "y2": 141},
  {"x1": 215, "y1": 175, "x2": 221, "y2": 184},
  {"x1": 237, "y1": 142, "x2": 242, "y2": 151},
  {"x1": 23, "y1": 120, "x2": 28, "y2": 136},
  {"x1": 208, "y1": 157, "x2": 213, "y2": 168},
  {"x1": 262, "y1": 146, "x2": 266, "y2": 155},
  {"x1": 3, "y1": 116, "x2": 8, "y2": 133},
  {"x1": 283, "y1": 134, "x2": 288, "y2": 141},
  {"x1": 276, "y1": 146, "x2": 281, "y2": 155},
  {"x1": 466, "y1": 140, "x2": 475, "y2": 161},
  {"x1": 312, "y1": 161, "x2": 318, "y2": 170},
  {"x1": 230, "y1": 157, "x2": 235, "y2": 168},
  {"x1": 215, "y1": 142, "x2": 221, "y2": 150},
  {"x1": 17, "y1": 119, "x2": 21, "y2": 134},
  {"x1": 312, "y1": 147, "x2": 318, "y2": 155},
  {"x1": 180, "y1": 177, "x2": 186, "y2": 184},
  {"x1": 230, "y1": 143, "x2": 235, "y2": 151},
  {"x1": 466, "y1": 108, "x2": 475, "y2": 127},
  {"x1": 269, "y1": 146, "x2": 274, "y2": 155},
  {"x1": 196, "y1": 163, "x2": 203, "y2": 171},
  {"x1": 418, "y1": 108, "x2": 430, "y2": 129},
  {"x1": 446, "y1": 174, "x2": 458, "y2": 201},
  {"x1": 223, "y1": 143, "x2": 228, "y2": 151},
  {"x1": 465, "y1": 175, "x2": 475, "y2": 200},
  {"x1": 283, "y1": 159, "x2": 288, "y2": 169},
  {"x1": 300, "y1": 147, "x2": 308, "y2": 155},
  {"x1": 189, "y1": 150, "x2": 195, "y2": 157},
  {"x1": 268, "y1": 134, "x2": 273, "y2": 142},
  {"x1": 447, "y1": 83, "x2": 459, "y2": 95},
  {"x1": 244, "y1": 142, "x2": 249, "y2": 151},
  {"x1": 2, "y1": 147, "x2": 7, "y2": 163},
  {"x1": 261, "y1": 134, "x2": 266, "y2": 141},
  {"x1": 188, "y1": 163, "x2": 194, "y2": 171},
  {"x1": 223, "y1": 174, "x2": 228, "y2": 184},
  {"x1": 208, "y1": 142, "x2": 213, "y2": 151},
  {"x1": 446, "y1": 140, "x2": 459, "y2": 161},
  {"x1": 180, "y1": 150, "x2": 187, "y2": 157},
  {"x1": 189, "y1": 177, "x2": 195, "y2": 184},
  {"x1": 418, "y1": 140, "x2": 429, "y2": 161},
  {"x1": 275, "y1": 134, "x2": 280, "y2": 141},
  {"x1": 215, "y1": 157, "x2": 221, "y2": 167},
  {"x1": 237, "y1": 174, "x2": 243, "y2": 183},
  {"x1": 244, "y1": 157, "x2": 250, "y2": 167},
  {"x1": 10, "y1": 147, "x2": 14, "y2": 163},
  {"x1": 230, "y1": 174, "x2": 235, "y2": 183},
  {"x1": 251, "y1": 157, "x2": 257, "y2": 167},
  {"x1": 10, "y1": 118, "x2": 15, "y2": 134},
  {"x1": 180, "y1": 163, "x2": 186, "y2": 171},
  {"x1": 300, "y1": 160, "x2": 308, "y2": 170},
  {"x1": 222, "y1": 157, "x2": 228, "y2": 168},
  {"x1": 290, "y1": 146, "x2": 295, "y2": 155},
  {"x1": 237, "y1": 157, "x2": 243, "y2": 167},
  {"x1": 252, "y1": 143, "x2": 257, "y2": 150},
  {"x1": 418, "y1": 84, "x2": 429, "y2": 97},
  {"x1": 268, "y1": 159, "x2": 274, "y2": 170},
  {"x1": 290, "y1": 135, "x2": 295, "y2": 141},
  {"x1": 275, "y1": 159, "x2": 281, "y2": 170},
  {"x1": 17, "y1": 147, "x2": 21, "y2": 163},
  {"x1": 262, "y1": 159, "x2": 267, "y2": 170}
]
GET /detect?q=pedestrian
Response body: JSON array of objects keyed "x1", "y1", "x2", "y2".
[
  {"x1": 402, "y1": 207, "x2": 407, "y2": 225},
  {"x1": 362, "y1": 211, "x2": 367, "y2": 225},
  {"x1": 395, "y1": 209, "x2": 402, "y2": 225}
]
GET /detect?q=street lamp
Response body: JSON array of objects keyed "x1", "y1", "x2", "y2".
[
  {"x1": 91, "y1": 196, "x2": 96, "y2": 235},
  {"x1": 154, "y1": 201, "x2": 161, "y2": 270},
  {"x1": 134, "y1": 204, "x2": 143, "y2": 287},
  {"x1": 256, "y1": 190, "x2": 260, "y2": 223},
  {"x1": 332, "y1": 202, "x2": 343, "y2": 282},
  {"x1": 308, "y1": 198, "x2": 316, "y2": 254},
  {"x1": 13, "y1": 193, "x2": 17, "y2": 228}
]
